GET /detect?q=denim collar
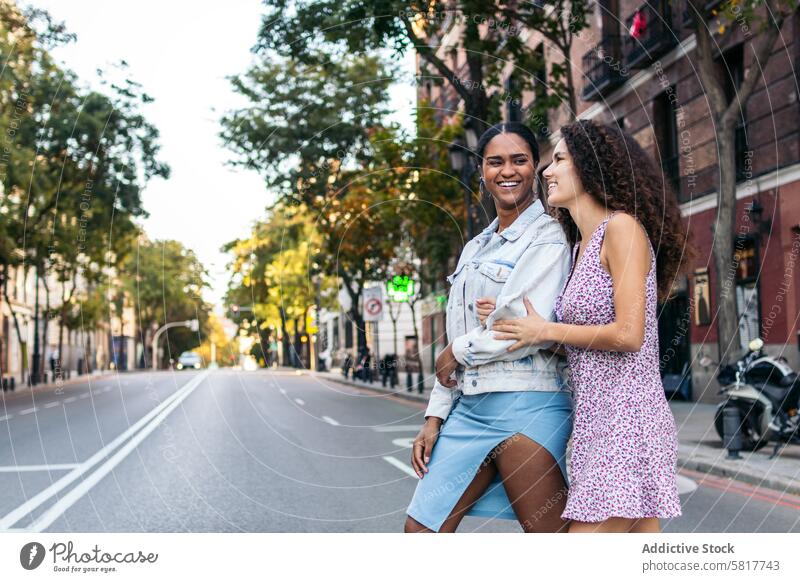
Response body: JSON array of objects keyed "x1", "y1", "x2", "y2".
[{"x1": 477, "y1": 198, "x2": 545, "y2": 244}]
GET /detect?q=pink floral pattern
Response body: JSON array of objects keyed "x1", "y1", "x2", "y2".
[{"x1": 554, "y1": 212, "x2": 682, "y2": 522}]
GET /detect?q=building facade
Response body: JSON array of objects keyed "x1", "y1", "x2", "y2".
[{"x1": 417, "y1": 3, "x2": 800, "y2": 403}]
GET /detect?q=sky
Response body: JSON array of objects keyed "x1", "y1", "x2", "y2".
[{"x1": 25, "y1": 1, "x2": 416, "y2": 310}]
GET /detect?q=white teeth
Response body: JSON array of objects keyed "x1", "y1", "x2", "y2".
[{"x1": 498, "y1": 181, "x2": 520, "y2": 187}]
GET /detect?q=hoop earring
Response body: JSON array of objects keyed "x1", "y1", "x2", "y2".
[{"x1": 479, "y1": 176, "x2": 486, "y2": 197}]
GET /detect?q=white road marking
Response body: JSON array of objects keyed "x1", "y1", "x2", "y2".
[
  {"x1": 93, "y1": 389, "x2": 103, "y2": 395},
  {"x1": 392, "y1": 437, "x2": 415, "y2": 449},
  {"x1": 372, "y1": 425, "x2": 422, "y2": 432},
  {"x1": 0, "y1": 464, "x2": 80, "y2": 472},
  {"x1": 676, "y1": 474, "x2": 698, "y2": 495},
  {"x1": 25, "y1": 370, "x2": 212, "y2": 533},
  {"x1": 64, "y1": 397, "x2": 77, "y2": 404},
  {"x1": 103, "y1": 386, "x2": 112, "y2": 392},
  {"x1": 382, "y1": 456, "x2": 418, "y2": 478},
  {"x1": 279, "y1": 388, "x2": 287, "y2": 395},
  {"x1": 19, "y1": 407, "x2": 38, "y2": 415},
  {"x1": 294, "y1": 398, "x2": 305, "y2": 406},
  {"x1": 79, "y1": 393, "x2": 89, "y2": 399},
  {"x1": 43, "y1": 402, "x2": 60, "y2": 409},
  {"x1": 321, "y1": 416, "x2": 340, "y2": 426},
  {"x1": 0, "y1": 415, "x2": 11, "y2": 421},
  {"x1": 0, "y1": 370, "x2": 211, "y2": 532}
]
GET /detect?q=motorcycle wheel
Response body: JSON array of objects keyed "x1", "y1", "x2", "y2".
[{"x1": 713, "y1": 401, "x2": 771, "y2": 452}]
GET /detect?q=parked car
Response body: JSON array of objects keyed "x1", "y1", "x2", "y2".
[{"x1": 176, "y1": 351, "x2": 203, "y2": 370}]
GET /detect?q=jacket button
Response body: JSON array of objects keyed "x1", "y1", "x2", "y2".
[
  {"x1": 472, "y1": 380, "x2": 477, "y2": 387},
  {"x1": 468, "y1": 303, "x2": 473, "y2": 311}
]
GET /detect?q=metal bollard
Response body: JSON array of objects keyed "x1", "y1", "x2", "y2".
[{"x1": 722, "y1": 404, "x2": 743, "y2": 460}]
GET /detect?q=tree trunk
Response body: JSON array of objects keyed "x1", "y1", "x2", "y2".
[
  {"x1": 58, "y1": 278, "x2": 65, "y2": 372},
  {"x1": 2, "y1": 264, "x2": 28, "y2": 380},
  {"x1": 712, "y1": 121, "x2": 742, "y2": 364},
  {"x1": 32, "y1": 267, "x2": 40, "y2": 384},
  {"x1": 293, "y1": 317, "x2": 301, "y2": 367},
  {"x1": 43, "y1": 274, "x2": 50, "y2": 380},
  {"x1": 279, "y1": 306, "x2": 290, "y2": 366},
  {"x1": 339, "y1": 271, "x2": 365, "y2": 353},
  {"x1": 406, "y1": 296, "x2": 425, "y2": 388},
  {"x1": 388, "y1": 302, "x2": 399, "y2": 355}
]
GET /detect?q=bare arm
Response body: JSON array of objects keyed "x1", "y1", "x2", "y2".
[{"x1": 493, "y1": 214, "x2": 650, "y2": 353}]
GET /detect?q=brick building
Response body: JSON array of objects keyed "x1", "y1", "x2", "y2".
[{"x1": 418, "y1": 2, "x2": 800, "y2": 403}]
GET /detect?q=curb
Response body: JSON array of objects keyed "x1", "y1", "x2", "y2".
[
  {"x1": 313, "y1": 372, "x2": 431, "y2": 405},
  {"x1": 677, "y1": 445, "x2": 800, "y2": 496}
]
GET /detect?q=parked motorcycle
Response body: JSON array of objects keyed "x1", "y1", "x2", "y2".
[{"x1": 707, "y1": 338, "x2": 800, "y2": 455}]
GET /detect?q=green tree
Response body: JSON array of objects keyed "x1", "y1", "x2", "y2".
[
  {"x1": 685, "y1": 0, "x2": 798, "y2": 363},
  {"x1": 122, "y1": 237, "x2": 211, "y2": 369}
]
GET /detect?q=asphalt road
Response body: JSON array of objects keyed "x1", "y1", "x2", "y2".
[{"x1": 1, "y1": 369, "x2": 798, "y2": 533}]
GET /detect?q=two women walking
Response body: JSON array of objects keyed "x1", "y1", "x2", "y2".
[{"x1": 405, "y1": 119, "x2": 689, "y2": 533}]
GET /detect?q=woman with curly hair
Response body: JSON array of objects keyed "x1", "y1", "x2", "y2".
[{"x1": 480, "y1": 119, "x2": 689, "y2": 532}]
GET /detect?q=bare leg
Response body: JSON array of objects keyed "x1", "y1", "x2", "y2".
[
  {"x1": 404, "y1": 455, "x2": 498, "y2": 533},
  {"x1": 569, "y1": 517, "x2": 660, "y2": 533},
  {"x1": 631, "y1": 518, "x2": 660, "y2": 533},
  {"x1": 492, "y1": 433, "x2": 570, "y2": 533}
]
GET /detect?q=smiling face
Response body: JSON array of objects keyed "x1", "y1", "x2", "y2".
[
  {"x1": 479, "y1": 132, "x2": 537, "y2": 211},
  {"x1": 542, "y1": 138, "x2": 585, "y2": 209}
]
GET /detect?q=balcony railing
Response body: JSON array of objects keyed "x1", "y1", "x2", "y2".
[
  {"x1": 581, "y1": 35, "x2": 626, "y2": 102},
  {"x1": 623, "y1": 0, "x2": 679, "y2": 69}
]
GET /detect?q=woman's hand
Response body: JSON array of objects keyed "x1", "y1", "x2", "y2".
[
  {"x1": 492, "y1": 296, "x2": 552, "y2": 352},
  {"x1": 435, "y1": 343, "x2": 458, "y2": 388},
  {"x1": 411, "y1": 417, "x2": 442, "y2": 477},
  {"x1": 476, "y1": 297, "x2": 496, "y2": 326}
]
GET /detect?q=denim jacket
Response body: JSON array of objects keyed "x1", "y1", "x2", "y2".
[{"x1": 425, "y1": 199, "x2": 573, "y2": 420}]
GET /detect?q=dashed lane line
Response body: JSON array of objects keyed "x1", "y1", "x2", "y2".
[{"x1": 372, "y1": 425, "x2": 422, "y2": 432}]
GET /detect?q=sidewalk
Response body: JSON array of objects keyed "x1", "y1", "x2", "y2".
[{"x1": 315, "y1": 369, "x2": 800, "y2": 496}]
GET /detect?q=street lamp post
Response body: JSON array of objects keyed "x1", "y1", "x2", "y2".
[{"x1": 151, "y1": 319, "x2": 199, "y2": 370}]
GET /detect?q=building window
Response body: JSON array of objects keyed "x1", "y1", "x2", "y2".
[
  {"x1": 505, "y1": 75, "x2": 522, "y2": 123},
  {"x1": 344, "y1": 318, "x2": 353, "y2": 349},
  {"x1": 693, "y1": 268, "x2": 711, "y2": 327},
  {"x1": 734, "y1": 235, "x2": 761, "y2": 351},
  {"x1": 581, "y1": 0, "x2": 625, "y2": 101},
  {"x1": 653, "y1": 87, "x2": 681, "y2": 199},
  {"x1": 716, "y1": 44, "x2": 749, "y2": 182},
  {"x1": 623, "y1": 0, "x2": 679, "y2": 69}
]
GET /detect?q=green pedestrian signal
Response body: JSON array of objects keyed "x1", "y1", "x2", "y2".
[{"x1": 387, "y1": 275, "x2": 415, "y2": 303}]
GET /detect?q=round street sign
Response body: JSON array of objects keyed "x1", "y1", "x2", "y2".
[{"x1": 365, "y1": 297, "x2": 382, "y2": 316}]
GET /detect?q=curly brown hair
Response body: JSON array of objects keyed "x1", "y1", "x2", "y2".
[{"x1": 556, "y1": 119, "x2": 692, "y2": 301}]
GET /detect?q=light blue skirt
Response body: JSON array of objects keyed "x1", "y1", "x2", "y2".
[{"x1": 406, "y1": 390, "x2": 573, "y2": 532}]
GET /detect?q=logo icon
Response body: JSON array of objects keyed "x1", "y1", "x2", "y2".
[{"x1": 19, "y1": 542, "x2": 46, "y2": 570}]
